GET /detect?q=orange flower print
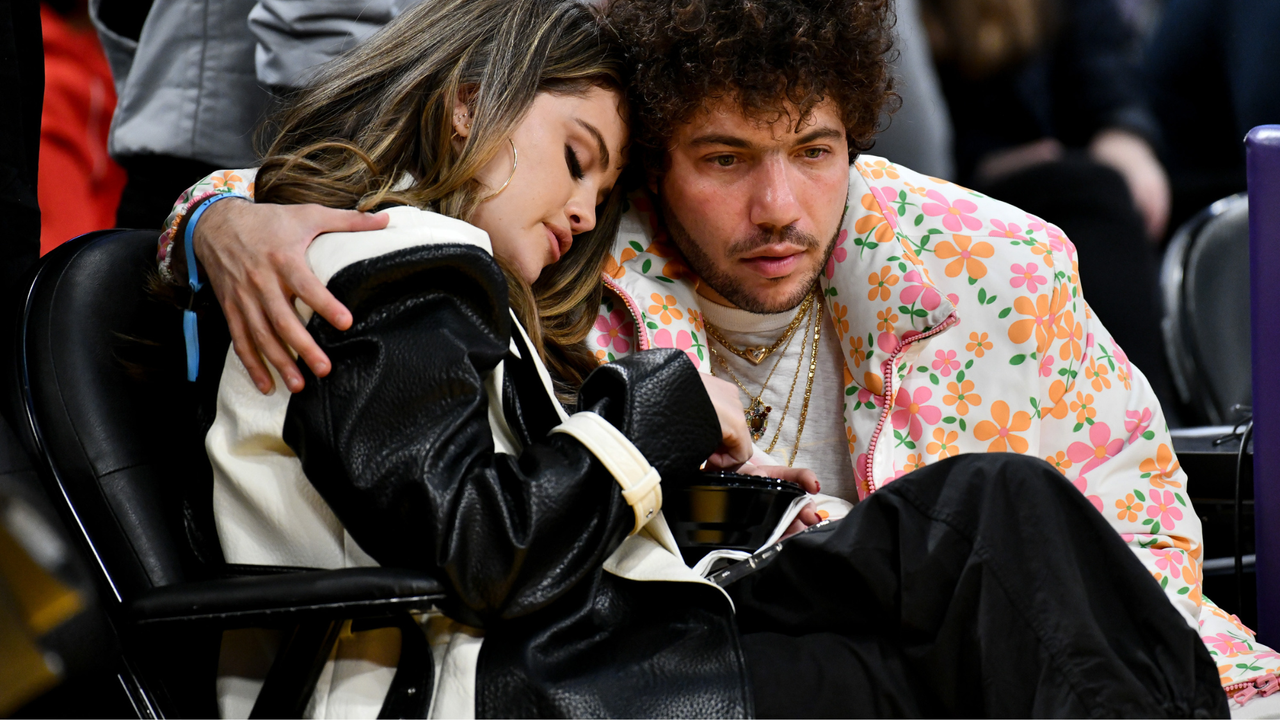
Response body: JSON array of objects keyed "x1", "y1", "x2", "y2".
[
  {"x1": 1028, "y1": 241, "x2": 1056, "y2": 268},
  {"x1": 1070, "y1": 391, "x2": 1095, "y2": 424},
  {"x1": 866, "y1": 158, "x2": 900, "y2": 179},
  {"x1": 1008, "y1": 290, "x2": 1066, "y2": 355},
  {"x1": 849, "y1": 335, "x2": 868, "y2": 368},
  {"x1": 846, "y1": 426, "x2": 857, "y2": 454},
  {"x1": 1116, "y1": 493, "x2": 1144, "y2": 522},
  {"x1": 832, "y1": 302, "x2": 849, "y2": 339},
  {"x1": 943, "y1": 378, "x2": 981, "y2": 416},
  {"x1": 876, "y1": 308, "x2": 898, "y2": 333},
  {"x1": 1085, "y1": 357, "x2": 1111, "y2": 391},
  {"x1": 862, "y1": 371, "x2": 884, "y2": 397},
  {"x1": 903, "y1": 181, "x2": 930, "y2": 198},
  {"x1": 933, "y1": 234, "x2": 994, "y2": 280},
  {"x1": 902, "y1": 453, "x2": 926, "y2": 473},
  {"x1": 1041, "y1": 379, "x2": 1071, "y2": 420},
  {"x1": 967, "y1": 331, "x2": 992, "y2": 357},
  {"x1": 687, "y1": 309, "x2": 704, "y2": 333},
  {"x1": 867, "y1": 266, "x2": 900, "y2": 301},
  {"x1": 648, "y1": 294, "x2": 683, "y2": 325},
  {"x1": 1116, "y1": 364, "x2": 1131, "y2": 391},
  {"x1": 604, "y1": 246, "x2": 638, "y2": 279},
  {"x1": 1058, "y1": 310, "x2": 1084, "y2": 362},
  {"x1": 1182, "y1": 559, "x2": 1203, "y2": 606},
  {"x1": 854, "y1": 194, "x2": 897, "y2": 245},
  {"x1": 1140, "y1": 444, "x2": 1183, "y2": 489},
  {"x1": 974, "y1": 400, "x2": 1032, "y2": 454},
  {"x1": 1046, "y1": 450, "x2": 1072, "y2": 474},
  {"x1": 594, "y1": 348, "x2": 607, "y2": 363},
  {"x1": 926, "y1": 428, "x2": 959, "y2": 460},
  {"x1": 210, "y1": 171, "x2": 245, "y2": 191}
]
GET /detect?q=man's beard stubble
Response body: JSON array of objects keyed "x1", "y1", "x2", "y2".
[{"x1": 659, "y1": 194, "x2": 845, "y2": 315}]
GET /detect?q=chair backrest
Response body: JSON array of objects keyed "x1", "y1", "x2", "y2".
[
  {"x1": 1160, "y1": 194, "x2": 1251, "y2": 425},
  {"x1": 14, "y1": 230, "x2": 228, "y2": 609}
]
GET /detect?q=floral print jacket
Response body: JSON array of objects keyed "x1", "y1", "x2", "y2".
[{"x1": 161, "y1": 158, "x2": 1276, "y2": 696}]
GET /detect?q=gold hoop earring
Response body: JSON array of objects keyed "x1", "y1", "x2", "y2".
[{"x1": 481, "y1": 138, "x2": 518, "y2": 201}]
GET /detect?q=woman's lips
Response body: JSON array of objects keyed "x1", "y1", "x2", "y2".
[{"x1": 545, "y1": 225, "x2": 562, "y2": 263}]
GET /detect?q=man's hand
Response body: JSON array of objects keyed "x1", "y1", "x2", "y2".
[
  {"x1": 699, "y1": 374, "x2": 754, "y2": 469},
  {"x1": 191, "y1": 199, "x2": 389, "y2": 394},
  {"x1": 1089, "y1": 128, "x2": 1171, "y2": 243},
  {"x1": 739, "y1": 462, "x2": 823, "y2": 538}
]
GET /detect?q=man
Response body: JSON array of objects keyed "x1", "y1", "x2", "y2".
[{"x1": 158, "y1": 0, "x2": 1266, "y2": 713}]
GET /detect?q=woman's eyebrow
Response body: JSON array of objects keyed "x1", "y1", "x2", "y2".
[{"x1": 575, "y1": 119, "x2": 611, "y2": 169}]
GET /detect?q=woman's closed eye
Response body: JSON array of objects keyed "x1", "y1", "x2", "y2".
[{"x1": 565, "y1": 145, "x2": 585, "y2": 180}]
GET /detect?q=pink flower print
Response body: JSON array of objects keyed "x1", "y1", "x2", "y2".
[
  {"x1": 1039, "y1": 352, "x2": 1055, "y2": 378},
  {"x1": 891, "y1": 386, "x2": 942, "y2": 441},
  {"x1": 593, "y1": 310, "x2": 634, "y2": 353},
  {"x1": 1010, "y1": 262, "x2": 1048, "y2": 293},
  {"x1": 869, "y1": 187, "x2": 900, "y2": 230},
  {"x1": 653, "y1": 328, "x2": 699, "y2": 369},
  {"x1": 1204, "y1": 633, "x2": 1249, "y2": 658},
  {"x1": 900, "y1": 269, "x2": 942, "y2": 311},
  {"x1": 931, "y1": 349, "x2": 959, "y2": 377},
  {"x1": 857, "y1": 386, "x2": 886, "y2": 409},
  {"x1": 1125, "y1": 408, "x2": 1153, "y2": 445},
  {"x1": 922, "y1": 189, "x2": 983, "y2": 233},
  {"x1": 877, "y1": 331, "x2": 900, "y2": 354},
  {"x1": 824, "y1": 230, "x2": 848, "y2": 279},
  {"x1": 1067, "y1": 421, "x2": 1125, "y2": 476},
  {"x1": 988, "y1": 218, "x2": 1028, "y2": 241},
  {"x1": 1146, "y1": 489, "x2": 1184, "y2": 530},
  {"x1": 1150, "y1": 548, "x2": 1183, "y2": 580}
]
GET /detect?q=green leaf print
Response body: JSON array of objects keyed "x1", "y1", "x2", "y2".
[
  {"x1": 1175, "y1": 494, "x2": 1187, "y2": 507},
  {"x1": 929, "y1": 373, "x2": 939, "y2": 385},
  {"x1": 1009, "y1": 354, "x2": 1027, "y2": 365},
  {"x1": 986, "y1": 294, "x2": 998, "y2": 305},
  {"x1": 1073, "y1": 423, "x2": 1084, "y2": 433},
  {"x1": 646, "y1": 322, "x2": 658, "y2": 330},
  {"x1": 656, "y1": 276, "x2": 674, "y2": 283},
  {"x1": 917, "y1": 365, "x2": 929, "y2": 374},
  {"x1": 826, "y1": 287, "x2": 839, "y2": 297},
  {"x1": 998, "y1": 307, "x2": 1012, "y2": 319},
  {"x1": 978, "y1": 288, "x2": 988, "y2": 304},
  {"x1": 913, "y1": 214, "x2": 924, "y2": 227},
  {"x1": 943, "y1": 416, "x2": 956, "y2": 424},
  {"x1": 1134, "y1": 490, "x2": 1146, "y2": 502},
  {"x1": 1177, "y1": 587, "x2": 1190, "y2": 595},
  {"x1": 1142, "y1": 430, "x2": 1156, "y2": 441},
  {"x1": 964, "y1": 359, "x2": 974, "y2": 370},
  {"x1": 1160, "y1": 576, "x2": 1169, "y2": 589},
  {"x1": 845, "y1": 386, "x2": 856, "y2": 396},
  {"x1": 628, "y1": 240, "x2": 643, "y2": 253},
  {"x1": 969, "y1": 277, "x2": 978, "y2": 286},
  {"x1": 959, "y1": 418, "x2": 967, "y2": 432},
  {"x1": 641, "y1": 258, "x2": 652, "y2": 273}
]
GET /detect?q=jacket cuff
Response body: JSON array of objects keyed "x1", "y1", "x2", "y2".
[{"x1": 552, "y1": 412, "x2": 662, "y2": 535}]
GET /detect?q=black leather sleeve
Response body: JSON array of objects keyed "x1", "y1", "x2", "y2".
[{"x1": 282, "y1": 244, "x2": 720, "y2": 627}]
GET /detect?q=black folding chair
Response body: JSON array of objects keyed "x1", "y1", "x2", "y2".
[
  {"x1": 1160, "y1": 193, "x2": 1251, "y2": 425},
  {"x1": 11, "y1": 229, "x2": 445, "y2": 717}
]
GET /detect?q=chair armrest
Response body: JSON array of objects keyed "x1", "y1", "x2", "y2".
[{"x1": 130, "y1": 567, "x2": 447, "y2": 629}]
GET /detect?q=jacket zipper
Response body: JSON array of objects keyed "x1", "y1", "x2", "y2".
[
  {"x1": 1225, "y1": 672, "x2": 1279, "y2": 705},
  {"x1": 862, "y1": 313, "x2": 959, "y2": 496},
  {"x1": 602, "y1": 274, "x2": 650, "y2": 352}
]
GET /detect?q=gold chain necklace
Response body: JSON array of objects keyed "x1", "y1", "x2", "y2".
[
  {"x1": 704, "y1": 291, "x2": 814, "y2": 365},
  {"x1": 786, "y1": 295, "x2": 823, "y2": 467},
  {"x1": 709, "y1": 314, "x2": 802, "y2": 442},
  {"x1": 763, "y1": 299, "x2": 814, "y2": 455}
]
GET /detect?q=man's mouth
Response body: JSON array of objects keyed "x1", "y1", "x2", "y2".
[{"x1": 739, "y1": 244, "x2": 807, "y2": 278}]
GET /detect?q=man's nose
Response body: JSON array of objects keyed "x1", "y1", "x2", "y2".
[{"x1": 749, "y1": 156, "x2": 803, "y2": 231}]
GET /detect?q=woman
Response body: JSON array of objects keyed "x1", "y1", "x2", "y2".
[
  {"x1": 161, "y1": 0, "x2": 807, "y2": 716},
  {"x1": 159, "y1": 0, "x2": 1229, "y2": 718}
]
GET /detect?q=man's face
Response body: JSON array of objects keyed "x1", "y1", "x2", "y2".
[{"x1": 658, "y1": 98, "x2": 850, "y2": 313}]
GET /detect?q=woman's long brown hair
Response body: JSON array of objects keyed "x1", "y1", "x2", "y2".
[{"x1": 246, "y1": 0, "x2": 626, "y2": 401}]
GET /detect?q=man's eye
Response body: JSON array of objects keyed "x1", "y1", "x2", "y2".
[
  {"x1": 565, "y1": 146, "x2": 585, "y2": 180},
  {"x1": 713, "y1": 156, "x2": 736, "y2": 168},
  {"x1": 803, "y1": 148, "x2": 827, "y2": 159}
]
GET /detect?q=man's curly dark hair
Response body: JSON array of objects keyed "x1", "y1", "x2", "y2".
[{"x1": 603, "y1": 0, "x2": 899, "y2": 176}]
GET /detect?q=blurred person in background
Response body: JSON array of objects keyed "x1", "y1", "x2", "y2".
[
  {"x1": 921, "y1": 0, "x2": 1180, "y2": 421},
  {"x1": 1146, "y1": 0, "x2": 1280, "y2": 233},
  {"x1": 91, "y1": 0, "x2": 417, "y2": 230},
  {"x1": 39, "y1": 0, "x2": 126, "y2": 255}
]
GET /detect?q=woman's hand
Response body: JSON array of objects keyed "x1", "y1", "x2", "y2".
[
  {"x1": 699, "y1": 374, "x2": 754, "y2": 470},
  {"x1": 191, "y1": 199, "x2": 389, "y2": 394}
]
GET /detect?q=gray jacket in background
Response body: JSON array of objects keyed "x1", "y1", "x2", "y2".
[{"x1": 91, "y1": 0, "x2": 413, "y2": 168}]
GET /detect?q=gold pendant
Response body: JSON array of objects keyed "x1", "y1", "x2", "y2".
[
  {"x1": 745, "y1": 398, "x2": 771, "y2": 442},
  {"x1": 745, "y1": 347, "x2": 769, "y2": 365}
]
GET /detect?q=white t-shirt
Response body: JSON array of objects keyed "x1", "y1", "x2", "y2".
[{"x1": 699, "y1": 296, "x2": 859, "y2": 504}]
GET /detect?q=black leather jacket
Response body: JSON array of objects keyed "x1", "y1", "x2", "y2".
[{"x1": 282, "y1": 243, "x2": 753, "y2": 717}]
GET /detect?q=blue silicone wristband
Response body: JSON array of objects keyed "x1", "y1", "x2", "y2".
[{"x1": 182, "y1": 193, "x2": 248, "y2": 382}]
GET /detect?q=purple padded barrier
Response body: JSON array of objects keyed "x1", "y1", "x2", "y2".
[{"x1": 1250, "y1": 125, "x2": 1280, "y2": 642}]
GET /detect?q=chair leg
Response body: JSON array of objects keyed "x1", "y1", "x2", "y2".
[
  {"x1": 248, "y1": 620, "x2": 341, "y2": 719},
  {"x1": 376, "y1": 615, "x2": 433, "y2": 720}
]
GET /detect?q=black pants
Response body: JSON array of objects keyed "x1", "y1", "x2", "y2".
[{"x1": 733, "y1": 454, "x2": 1227, "y2": 718}]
